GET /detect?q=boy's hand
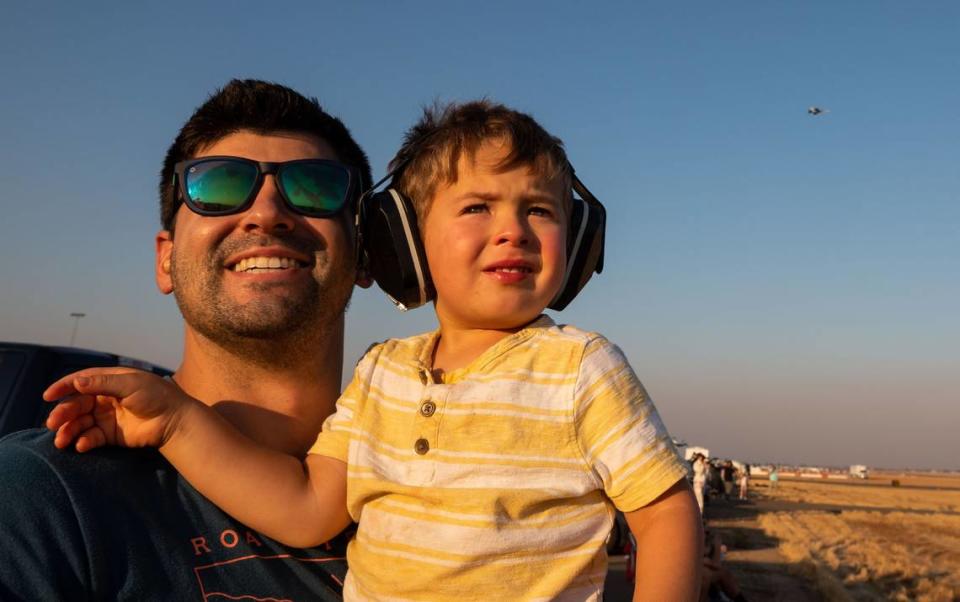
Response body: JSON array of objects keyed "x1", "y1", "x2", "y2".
[{"x1": 43, "y1": 368, "x2": 193, "y2": 452}]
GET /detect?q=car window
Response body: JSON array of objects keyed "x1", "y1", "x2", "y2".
[
  {"x1": 52, "y1": 362, "x2": 113, "y2": 382},
  {"x1": 0, "y1": 351, "x2": 28, "y2": 410}
]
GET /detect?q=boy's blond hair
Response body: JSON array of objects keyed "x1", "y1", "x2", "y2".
[{"x1": 390, "y1": 100, "x2": 573, "y2": 225}]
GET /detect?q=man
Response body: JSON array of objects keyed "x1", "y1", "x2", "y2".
[
  {"x1": 721, "y1": 461, "x2": 736, "y2": 500},
  {"x1": 0, "y1": 79, "x2": 371, "y2": 600}
]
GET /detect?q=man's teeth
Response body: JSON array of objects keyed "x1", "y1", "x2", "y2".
[
  {"x1": 233, "y1": 257, "x2": 303, "y2": 272},
  {"x1": 492, "y1": 267, "x2": 530, "y2": 273}
]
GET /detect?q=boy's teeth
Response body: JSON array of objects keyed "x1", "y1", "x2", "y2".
[{"x1": 233, "y1": 256, "x2": 301, "y2": 272}]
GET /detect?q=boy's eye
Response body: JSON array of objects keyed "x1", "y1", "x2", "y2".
[
  {"x1": 529, "y1": 206, "x2": 555, "y2": 218},
  {"x1": 461, "y1": 203, "x2": 488, "y2": 215}
]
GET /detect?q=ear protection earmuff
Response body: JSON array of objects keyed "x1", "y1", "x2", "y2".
[
  {"x1": 359, "y1": 185, "x2": 435, "y2": 310},
  {"x1": 551, "y1": 174, "x2": 606, "y2": 310},
  {"x1": 357, "y1": 166, "x2": 605, "y2": 312}
]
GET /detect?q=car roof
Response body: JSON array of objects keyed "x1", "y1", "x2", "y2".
[
  {"x1": 0, "y1": 341, "x2": 171, "y2": 373},
  {"x1": 0, "y1": 341, "x2": 116, "y2": 359}
]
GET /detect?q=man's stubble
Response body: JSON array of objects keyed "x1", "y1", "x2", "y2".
[{"x1": 170, "y1": 232, "x2": 355, "y2": 369}]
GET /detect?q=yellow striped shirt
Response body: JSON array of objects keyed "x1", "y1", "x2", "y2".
[{"x1": 310, "y1": 315, "x2": 686, "y2": 601}]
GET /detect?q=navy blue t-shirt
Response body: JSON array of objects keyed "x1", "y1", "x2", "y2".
[{"x1": 0, "y1": 429, "x2": 348, "y2": 601}]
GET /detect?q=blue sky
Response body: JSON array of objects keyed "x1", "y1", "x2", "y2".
[{"x1": 1, "y1": 2, "x2": 957, "y2": 469}]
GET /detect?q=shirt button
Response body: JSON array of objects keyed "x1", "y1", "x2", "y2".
[
  {"x1": 414, "y1": 438, "x2": 430, "y2": 455},
  {"x1": 420, "y1": 401, "x2": 437, "y2": 417}
]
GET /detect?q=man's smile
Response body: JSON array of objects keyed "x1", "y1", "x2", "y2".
[
  {"x1": 224, "y1": 246, "x2": 314, "y2": 275},
  {"x1": 231, "y1": 256, "x2": 308, "y2": 273}
]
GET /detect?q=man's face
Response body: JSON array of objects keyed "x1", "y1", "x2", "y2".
[
  {"x1": 421, "y1": 140, "x2": 567, "y2": 331},
  {"x1": 156, "y1": 130, "x2": 356, "y2": 344}
]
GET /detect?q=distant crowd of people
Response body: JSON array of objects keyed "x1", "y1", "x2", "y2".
[
  {"x1": 686, "y1": 456, "x2": 753, "y2": 601},
  {"x1": 689, "y1": 454, "x2": 753, "y2": 514}
]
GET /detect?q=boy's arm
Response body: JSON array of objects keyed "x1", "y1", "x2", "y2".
[
  {"x1": 626, "y1": 479, "x2": 703, "y2": 602},
  {"x1": 44, "y1": 369, "x2": 351, "y2": 548},
  {"x1": 161, "y1": 401, "x2": 351, "y2": 548},
  {"x1": 569, "y1": 336, "x2": 701, "y2": 598}
]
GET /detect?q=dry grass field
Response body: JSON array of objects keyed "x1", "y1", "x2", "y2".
[
  {"x1": 766, "y1": 475, "x2": 960, "y2": 513},
  {"x1": 751, "y1": 475, "x2": 960, "y2": 601}
]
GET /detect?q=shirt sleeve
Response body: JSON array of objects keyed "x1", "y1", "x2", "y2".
[
  {"x1": 308, "y1": 344, "x2": 381, "y2": 462},
  {"x1": 573, "y1": 337, "x2": 687, "y2": 512}
]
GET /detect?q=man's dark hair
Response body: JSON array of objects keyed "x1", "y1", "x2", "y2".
[{"x1": 159, "y1": 79, "x2": 372, "y2": 232}]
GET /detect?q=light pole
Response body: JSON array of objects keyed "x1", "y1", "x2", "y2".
[{"x1": 69, "y1": 312, "x2": 86, "y2": 346}]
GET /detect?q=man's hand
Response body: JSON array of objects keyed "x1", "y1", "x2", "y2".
[{"x1": 43, "y1": 368, "x2": 195, "y2": 452}]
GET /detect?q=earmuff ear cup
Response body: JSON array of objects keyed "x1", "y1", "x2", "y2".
[
  {"x1": 549, "y1": 196, "x2": 606, "y2": 311},
  {"x1": 361, "y1": 189, "x2": 435, "y2": 310}
]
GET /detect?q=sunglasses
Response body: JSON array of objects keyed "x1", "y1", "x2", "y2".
[{"x1": 174, "y1": 156, "x2": 357, "y2": 217}]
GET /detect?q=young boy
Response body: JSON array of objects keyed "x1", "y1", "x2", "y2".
[{"x1": 45, "y1": 101, "x2": 702, "y2": 600}]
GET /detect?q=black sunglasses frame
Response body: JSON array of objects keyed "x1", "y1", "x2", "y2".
[{"x1": 173, "y1": 156, "x2": 359, "y2": 218}]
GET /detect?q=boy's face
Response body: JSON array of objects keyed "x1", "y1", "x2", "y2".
[{"x1": 422, "y1": 140, "x2": 567, "y2": 331}]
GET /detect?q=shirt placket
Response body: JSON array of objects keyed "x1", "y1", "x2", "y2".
[{"x1": 411, "y1": 365, "x2": 447, "y2": 485}]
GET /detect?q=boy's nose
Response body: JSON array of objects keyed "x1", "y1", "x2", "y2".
[
  {"x1": 238, "y1": 176, "x2": 296, "y2": 234},
  {"x1": 494, "y1": 213, "x2": 530, "y2": 246}
]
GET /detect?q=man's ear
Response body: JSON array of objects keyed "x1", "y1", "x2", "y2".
[
  {"x1": 355, "y1": 264, "x2": 374, "y2": 289},
  {"x1": 354, "y1": 251, "x2": 373, "y2": 288},
  {"x1": 353, "y1": 225, "x2": 373, "y2": 289},
  {"x1": 156, "y1": 230, "x2": 174, "y2": 294}
]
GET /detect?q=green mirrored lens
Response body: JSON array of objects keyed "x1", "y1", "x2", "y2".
[
  {"x1": 280, "y1": 163, "x2": 349, "y2": 215},
  {"x1": 186, "y1": 160, "x2": 257, "y2": 211}
]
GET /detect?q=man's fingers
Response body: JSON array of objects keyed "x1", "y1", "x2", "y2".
[{"x1": 43, "y1": 367, "x2": 142, "y2": 401}]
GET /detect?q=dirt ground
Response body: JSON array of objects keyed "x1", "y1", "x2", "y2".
[
  {"x1": 603, "y1": 474, "x2": 960, "y2": 600},
  {"x1": 602, "y1": 489, "x2": 823, "y2": 601},
  {"x1": 704, "y1": 493, "x2": 823, "y2": 601},
  {"x1": 703, "y1": 477, "x2": 959, "y2": 601},
  {"x1": 754, "y1": 476, "x2": 960, "y2": 601}
]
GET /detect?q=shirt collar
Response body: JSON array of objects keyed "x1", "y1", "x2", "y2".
[{"x1": 413, "y1": 314, "x2": 556, "y2": 382}]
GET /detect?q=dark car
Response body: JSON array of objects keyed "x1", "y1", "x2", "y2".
[{"x1": 0, "y1": 342, "x2": 172, "y2": 438}]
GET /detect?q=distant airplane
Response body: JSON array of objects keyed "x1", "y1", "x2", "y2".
[{"x1": 808, "y1": 106, "x2": 829, "y2": 116}]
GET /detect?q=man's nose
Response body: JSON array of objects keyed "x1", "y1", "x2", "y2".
[{"x1": 237, "y1": 176, "x2": 295, "y2": 233}]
